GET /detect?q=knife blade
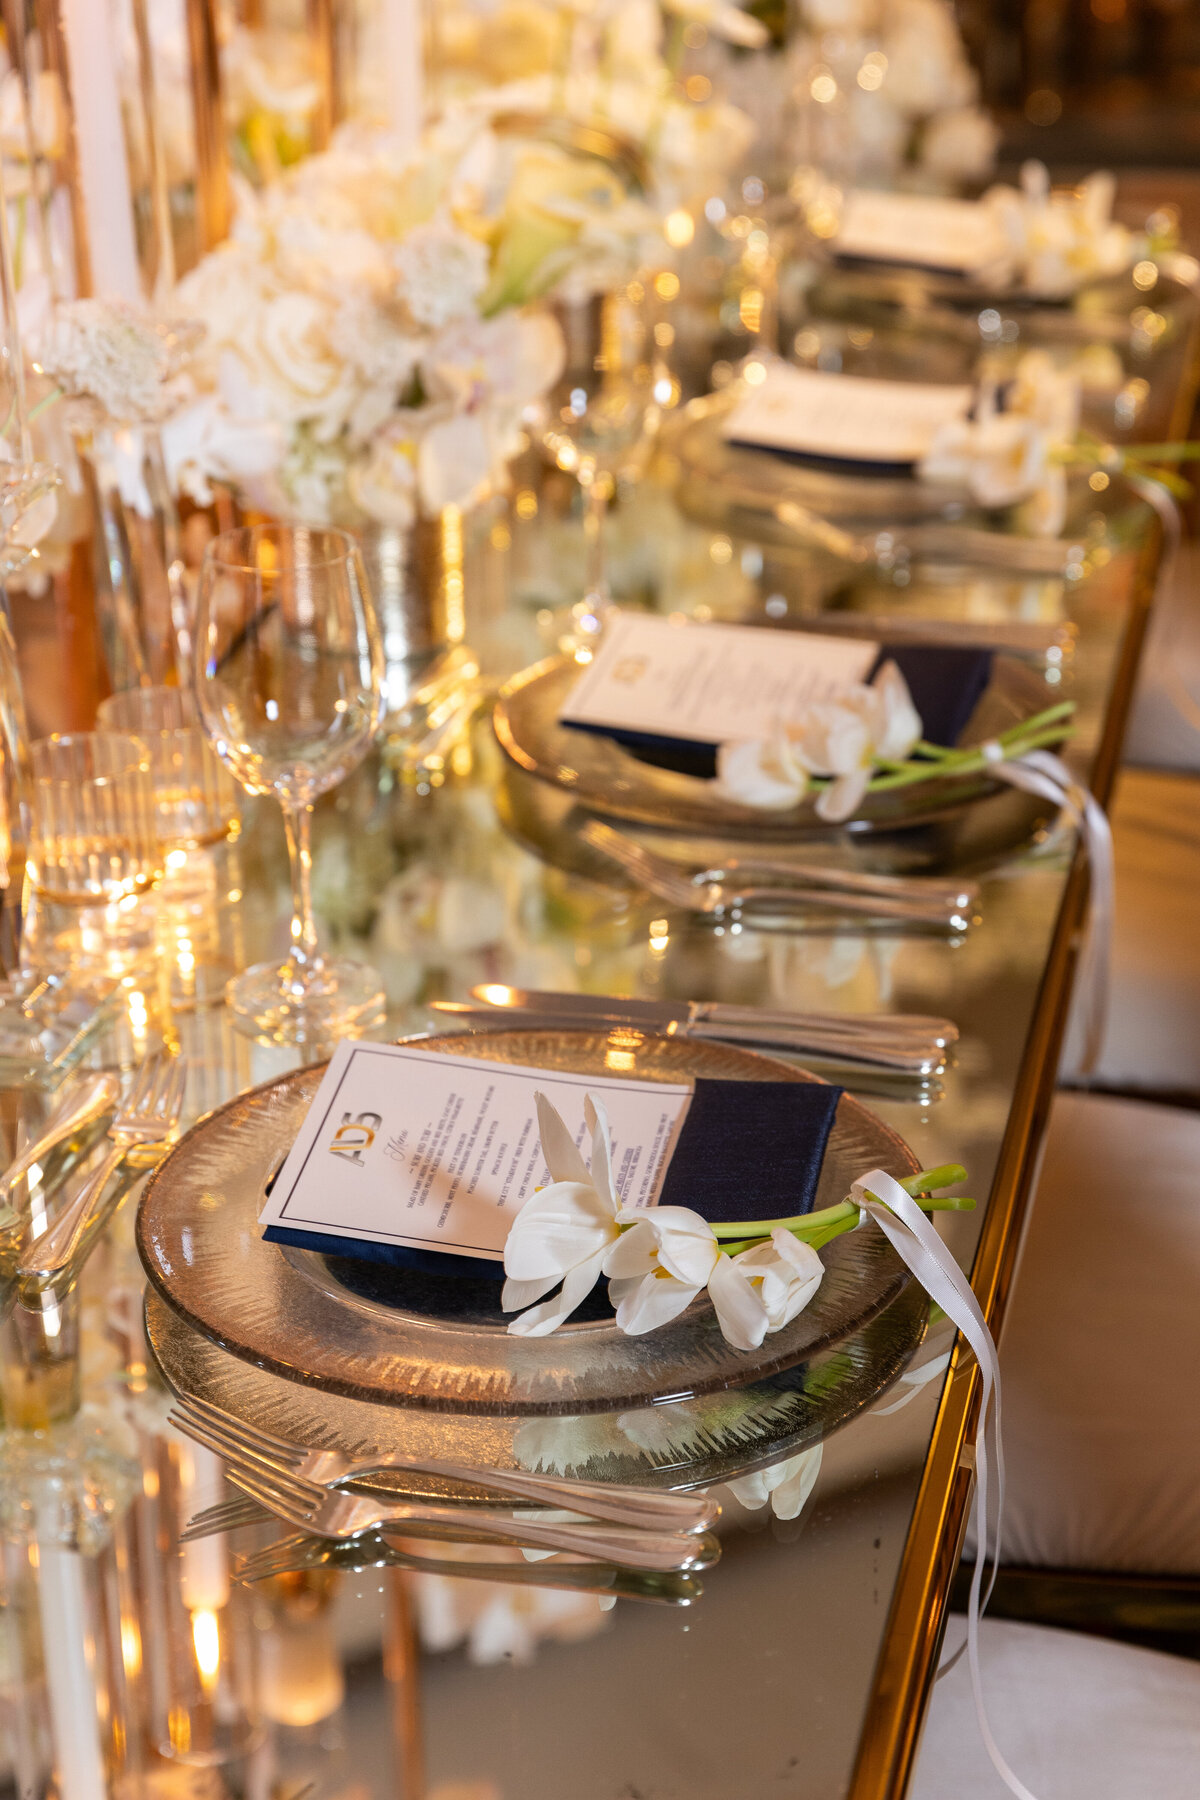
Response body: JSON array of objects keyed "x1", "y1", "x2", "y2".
[{"x1": 431, "y1": 991, "x2": 955, "y2": 1074}]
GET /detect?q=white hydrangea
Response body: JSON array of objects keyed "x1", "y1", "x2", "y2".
[{"x1": 393, "y1": 220, "x2": 491, "y2": 331}]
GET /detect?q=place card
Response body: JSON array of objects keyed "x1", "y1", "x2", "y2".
[
  {"x1": 258, "y1": 1041, "x2": 692, "y2": 1264},
  {"x1": 833, "y1": 188, "x2": 1011, "y2": 275},
  {"x1": 559, "y1": 612, "x2": 880, "y2": 749},
  {"x1": 723, "y1": 362, "x2": 973, "y2": 467}
]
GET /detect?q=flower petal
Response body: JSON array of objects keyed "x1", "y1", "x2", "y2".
[
  {"x1": 603, "y1": 1218, "x2": 660, "y2": 1280},
  {"x1": 707, "y1": 1252, "x2": 769, "y2": 1351},
  {"x1": 505, "y1": 1242, "x2": 609, "y2": 1337},
  {"x1": 503, "y1": 1180, "x2": 616, "y2": 1280},
  {"x1": 815, "y1": 766, "x2": 871, "y2": 823},
  {"x1": 535, "y1": 1090, "x2": 591, "y2": 1187},
  {"x1": 611, "y1": 1270, "x2": 702, "y2": 1335},
  {"x1": 585, "y1": 1093, "x2": 616, "y2": 1212}
]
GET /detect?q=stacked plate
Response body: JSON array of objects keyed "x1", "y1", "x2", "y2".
[{"x1": 138, "y1": 1030, "x2": 930, "y2": 1498}]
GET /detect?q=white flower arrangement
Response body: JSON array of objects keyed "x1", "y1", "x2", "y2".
[
  {"x1": 501, "y1": 1089, "x2": 973, "y2": 1348},
  {"x1": 784, "y1": 0, "x2": 998, "y2": 185},
  {"x1": 714, "y1": 656, "x2": 1077, "y2": 822},
  {"x1": 980, "y1": 162, "x2": 1135, "y2": 300},
  {"x1": 158, "y1": 109, "x2": 658, "y2": 525}
]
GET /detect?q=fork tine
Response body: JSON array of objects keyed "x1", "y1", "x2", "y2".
[
  {"x1": 160, "y1": 1055, "x2": 188, "y2": 1125},
  {"x1": 226, "y1": 1463, "x2": 317, "y2": 1525},
  {"x1": 169, "y1": 1410, "x2": 321, "y2": 1508},
  {"x1": 123, "y1": 1054, "x2": 161, "y2": 1118},
  {"x1": 180, "y1": 1498, "x2": 265, "y2": 1542},
  {"x1": 177, "y1": 1393, "x2": 302, "y2": 1463},
  {"x1": 236, "y1": 1535, "x2": 325, "y2": 1583}
]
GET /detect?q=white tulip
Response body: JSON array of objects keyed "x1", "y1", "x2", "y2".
[
  {"x1": 605, "y1": 1206, "x2": 721, "y2": 1334},
  {"x1": 726, "y1": 1442, "x2": 823, "y2": 1518},
  {"x1": 503, "y1": 1093, "x2": 622, "y2": 1335},
  {"x1": 707, "y1": 1228, "x2": 824, "y2": 1350},
  {"x1": 716, "y1": 661, "x2": 922, "y2": 822}
]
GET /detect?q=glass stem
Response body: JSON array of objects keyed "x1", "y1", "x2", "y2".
[
  {"x1": 581, "y1": 474, "x2": 610, "y2": 612},
  {"x1": 282, "y1": 801, "x2": 320, "y2": 982}
]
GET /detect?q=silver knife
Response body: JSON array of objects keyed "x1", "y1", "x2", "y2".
[{"x1": 430, "y1": 990, "x2": 956, "y2": 1075}]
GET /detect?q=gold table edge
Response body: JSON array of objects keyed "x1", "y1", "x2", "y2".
[{"x1": 846, "y1": 517, "x2": 1163, "y2": 1800}]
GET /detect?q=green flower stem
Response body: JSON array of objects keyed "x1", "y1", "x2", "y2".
[{"x1": 707, "y1": 1165, "x2": 972, "y2": 1249}]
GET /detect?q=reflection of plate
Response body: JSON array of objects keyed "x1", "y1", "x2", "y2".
[
  {"x1": 145, "y1": 1281, "x2": 928, "y2": 1496},
  {"x1": 137, "y1": 1031, "x2": 918, "y2": 1417},
  {"x1": 494, "y1": 651, "x2": 1058, "y2": 839}
]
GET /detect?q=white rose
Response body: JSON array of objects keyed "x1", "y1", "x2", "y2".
[
  {"x1": 393, "y1": 220, "x2": 491, "y2": 330},
  {"x1": 223, "y1": 290, "x2": 359, "y2": 438}
]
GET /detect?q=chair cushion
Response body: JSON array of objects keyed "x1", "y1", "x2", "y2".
[
  {"x1": 1061, "y1": 768, "x2": 1200, "y2": 1091},
  {"x1": 911, "y1": 1618, "x2": 1200, "y2": 1799},
  {"x1": 993, "y1": 1090, "x2": 1200, "y2": 1573}
]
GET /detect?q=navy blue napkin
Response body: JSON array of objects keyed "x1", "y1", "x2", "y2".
[
  {"x1": 567, "y1": 642, "x2": 993, "y2": 778},
  {"x1": 263, "y1": 1076, "x2": 842, "y2": 1286}
]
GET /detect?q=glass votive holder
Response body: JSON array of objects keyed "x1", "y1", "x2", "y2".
[
  {"x1": 96, "y1": 685, "x2": 240, "y2": 852},
  {"x1": 97, "y1": 688, "x2": 242, "y2": 1011},
  {"x1": 25, "y1": 734, "x2": 163, "y2": 977}
]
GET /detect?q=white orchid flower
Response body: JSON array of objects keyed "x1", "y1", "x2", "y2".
[
  {"x1": 605, "y1": 1206, "x2": 721, "y2": 1334},
  {"x1": 707, "y1": 1228, "x2": 825, "y2": 1350},
  {"x1": 716, "y1": 662, "x2": 922, "y2": 822},
  {"x1": 502, "y1": 1092, "x2": 621, "y2": 1336},
  {"x1": 726, "y1": 1443, "x2": 823, "y2": 1519}
]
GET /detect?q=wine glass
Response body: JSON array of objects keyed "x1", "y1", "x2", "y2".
[
  {"x1": 193, "y1": 525, "x2": 385, "y2": 1044},
  {"x1": 539, "y1": 280, "x2": 658, "y2": 646}
]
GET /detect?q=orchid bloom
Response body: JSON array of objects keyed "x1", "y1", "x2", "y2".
[
  {"x1": 502, "y1": 1092, "x2": 621, "y2": 1336},
  {"x1": 716, "y1": 660, "x2": 923, "y2": 822},
  {"x1": 707, "y1": 1229, "x2": 825, "y2": 1351},
  {"x1": 605, "y1": 1206, "x2": 722, "y2": 1335}
]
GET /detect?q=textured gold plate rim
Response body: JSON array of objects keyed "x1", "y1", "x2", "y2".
[{"x1": 144, "y1": 1281, "x2": 931, "y2": 1495}]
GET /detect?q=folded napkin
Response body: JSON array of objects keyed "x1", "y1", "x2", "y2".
[
  {"x1": 591, "y1": 643, "x2": 993, "y2": 780},
  {"x1": 265, "y1": 1078, "x2": 843, "y2": 1311}
]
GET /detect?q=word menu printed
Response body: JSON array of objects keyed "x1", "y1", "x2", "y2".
[
  {"x1": 559, "y1": 612, "x2": 880, "y2": 747},
  {"x1": 259, "y1": 1041, "x2": 693, "y2": 1262}
]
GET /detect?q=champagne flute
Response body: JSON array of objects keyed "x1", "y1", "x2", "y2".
[
  {"x1": 193, "y1": 525, "x2": 385, "y2": 1044},
  {"x1": 539, "y1": 280, "x2": 658, "y2": 645}
]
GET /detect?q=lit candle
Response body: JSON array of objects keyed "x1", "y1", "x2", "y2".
[
  {"x1": 382, "y1": 0, "x2": 424, "y2": 155},
  {"x1": 59, "y1": 0, "x2": 143, "y2": 301}
]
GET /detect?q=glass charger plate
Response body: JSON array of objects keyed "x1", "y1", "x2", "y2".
[
  {"x1": 493, "y1": 651, "x2": 1058, "y2": 840},
  {"x1": 144, "y1": 1280, "x2": 929, "y2": 1496},
  {"x1": 136, "y1": 1030, "x2": 919, "y2": 1417},
  {"x1": 664, "y1": 389, "x2": 1105, "y2": 544}
]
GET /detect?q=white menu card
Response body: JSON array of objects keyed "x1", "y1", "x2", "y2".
[
  {"x1": 834, "y1": 189, "x2": 1010, "y2": 275},
  {"x1": 259, "y1": 1041, "x2": 692, "y2": 1263},
  {"x1": 723, "y1": 362, "x2": 973, "y2": 466},
  {"x1": 559, "y1": 612, "x2": 880, "y2": 746}
]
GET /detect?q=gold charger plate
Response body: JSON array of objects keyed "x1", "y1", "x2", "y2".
[
  {"x1": 137, "y1": 1031, "x2": 919, "y2": 1418},
  {"x1": 493, "y1": 651, "x2": 1057, "y2": 840}
]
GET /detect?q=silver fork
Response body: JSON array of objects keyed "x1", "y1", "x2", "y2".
[
  {"x1": 170, "y1": 1393, "x2": 717, "y2": 1534},
  {"x1": 214, "y1": 1459, "x2": 718, "y2": 1573},
  {"x1": 18, "y1": 1054, "x2": 188, "y2": 1281},
  {"x1": 581, "y1": 821, "x2": 977, "y2": 928}
]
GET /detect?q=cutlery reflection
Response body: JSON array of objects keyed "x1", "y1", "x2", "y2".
[
  {"x1": 788, "y1": 613, "x2": 1076, "y2": 660},
  {"x1": 769, "y1": 499, "x2": 1086, "y2": 578},
  {"x1": 235, "y1": 1529, "x2": 704, "y2": 1605},
  {"x1": 171, "y1": 1392, "x2": 717, "y2": 1534},
  {"x1": 17, "y1": 1054, "x2": 188, "y2": 1283},
  {"x1": 580, "y1": 819, "x2": 978, "y2": 930},
  {"x1": 445, "y1": 985, "x2": 958, "y2": 1076},
  {"x1": 0, "y1": 1070, "x2": 120, "y2": 1204},
  {"x1": 211, "y1": 1460, "x2": 718, "y2": 1573}
]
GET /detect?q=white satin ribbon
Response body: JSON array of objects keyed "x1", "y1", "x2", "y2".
[
  {"x1": 851, "y1": 1169, "x2": 1040, "y2": 1800},
  {"x1": 979, "y1": 743, "x2": 1113, "y2": 1074},
  {"x1": 1129, "y1": 473, "x2": 1200, "y2": 737}
]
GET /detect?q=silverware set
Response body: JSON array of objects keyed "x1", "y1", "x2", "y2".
[
  {"x1": 4, "y1": 1053, "x2": 187, "y2": 1287},
  {"x1": 579, "y1": 819, "x2": 978, "y2": 930},
  {"x1": 170, "y1": 1393, "x2": 720, "y2": 1576},
  {"x1": 434, "y1": 985, "x2": 956, "y2": 1077}
]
